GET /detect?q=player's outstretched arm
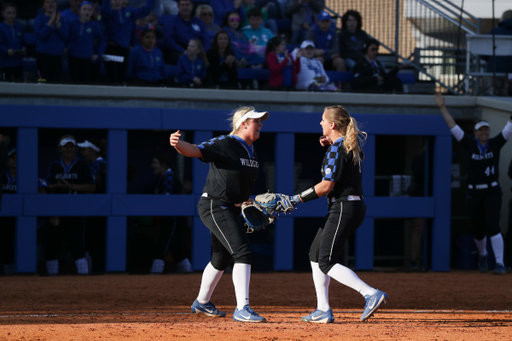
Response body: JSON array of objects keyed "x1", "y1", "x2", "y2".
[
  {"x1": 288, "y1": 180, "x2": 335, "y2": 207},
  {"x1": 434, "y1": 93, "x2": 456, "y2": 129},
  {"x1": 170, "y1": 130, "x2": 203, "y2": 158}
]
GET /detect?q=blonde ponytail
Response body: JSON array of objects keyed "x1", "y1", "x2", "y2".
[{"x1": 324, "y1": 105, "x2": 367, "y2": 165}]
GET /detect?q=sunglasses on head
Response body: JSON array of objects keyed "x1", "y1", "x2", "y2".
[
  {"x1": 201, "y1": 12, "x2": 213, "y2": 16},
  {"x1": 230, "y1": 17, "x2": 240, "y2": 22}
]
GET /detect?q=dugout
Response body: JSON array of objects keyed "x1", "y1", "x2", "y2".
[{"x1": 0, "y1": 99, "x2": 454, "y2": 273}]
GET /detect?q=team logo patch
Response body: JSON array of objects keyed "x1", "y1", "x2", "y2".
[
  {"x1": 126, "y1": 12, "x2": 131, "y2": 17},
  {"x1": 156, "y1": 57, "x2": 160, "y2": 61},
  {"x1": 197, "y1": 65, "x2": 202, "y2": 70},
  {"x1": 17, "y1": 32, "x2": 21, "y2": 36},
  {"x1": 325, "y1": 168, "x2": 332, "y2": 175},
  {"x1": 87, "y1": 28, "x2": 92, "y2": 33},
  {"x1": 192, "y1": 24, "x2": 200, "y2": 31}
]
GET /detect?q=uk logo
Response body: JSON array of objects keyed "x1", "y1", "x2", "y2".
[
  {"x1": 87, "y1": 28, "x2": 92, "y2": 33},
  {"x1": 192, "y1": 24, "x2": 200, "y2": 31},
  {"x1": 126, "y1": 12, "x2": 131, "y2": 17}
]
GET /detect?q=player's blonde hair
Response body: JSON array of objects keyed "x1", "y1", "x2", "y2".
[
  {"x1": 324, "y1": 105, "x2": 367, "y2": 165},
  {"x1": 229, "y1": 106, "x2": 256, "y2": 135}
]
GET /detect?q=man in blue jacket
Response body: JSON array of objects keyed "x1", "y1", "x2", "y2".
[
  {"x1": 0, "y1": 3, "x2": 26, "y2": 81},
  {"x1": 101, "y1": 0, "x2": 155, "y2": 83},
  {"x1": 305, "y1": 11, "x2": 344, "y2": 71},
  {"x1": 163, "y1": 0, "x2": 209, "y2": 65},
  {"x1": 60, "y1": 0, "x2": 81, "y2": 23}
]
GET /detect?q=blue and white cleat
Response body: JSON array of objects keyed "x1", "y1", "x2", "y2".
[
  {"x1": 360, "y1": 289, "x2": 387, "y2": 322},
  {"x1": 300, "y1": 309, "x2": 334, "y2": 323},
  {"x1": 494, "y1": 263, "x2": 506, "y2": 275},
  {"x1": 191, "y1": 299, "x2": 226, "y2": 317},
  {"x1": 233, "y1": 305, "x2": 266, "y2": 323}
]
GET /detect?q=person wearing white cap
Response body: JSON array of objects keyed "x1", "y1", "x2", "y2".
[
  {"x1": 435, "y1": 93, "x2": 512, "y2": 275},
  {"x1": 42, "y1": 135, "x2": 96, "y2": 275},
  {"x1": 78, "y1": 138, "x2": 107, "y2": 273},
  {"x1": 294, "y1": 40, "x2": 336, "y2": 91},
  {"x1": 170, "y1": 107, "x2": 269, "y2": 322}
]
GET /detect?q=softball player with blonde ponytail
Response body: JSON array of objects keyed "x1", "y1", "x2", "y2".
[{"x1": 286, "y1": 105, "x2": 387, "y2": 323}]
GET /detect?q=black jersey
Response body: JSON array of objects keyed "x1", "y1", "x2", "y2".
[
  {"x1": 46, "y1": 157, "x2": 95, "y2": 194},
  {"x1": 90, "y1": 157, "x2": 107, "y2": 194},
  {"x1": 321, "y1": 137, "x2": 364, "y2": 200},
  {"x1": 198, "y1": 135, "x2": 259, "y2": 204},
  {"x1": 460, "y1": 132, "x2": 506, "y2": 194},
  {"x1": 1, "y1": 173, "x2": 16, "y2": 194}
]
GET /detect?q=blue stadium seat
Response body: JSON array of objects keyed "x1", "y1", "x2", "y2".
[
  {"x1": 237, "y1": 68, "x2": 271, "y2": 80},
  {"x1": 326, "y1": 71, "x2": 353, "y2": 82},
  {"x1": 397, "y1": 72, "x2": 416, "y2": 84}
]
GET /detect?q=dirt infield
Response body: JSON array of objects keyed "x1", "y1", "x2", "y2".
[{"x1": 1, "y1": 272, "x2": 511, "y2": 340}]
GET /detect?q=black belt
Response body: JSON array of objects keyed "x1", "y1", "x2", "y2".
[
  {"x1": 202, "y1": 193, "x2": 243, "y2": 207},
  {"x1": 329, "y1": 195, "x2": 363, "y2": 203}
]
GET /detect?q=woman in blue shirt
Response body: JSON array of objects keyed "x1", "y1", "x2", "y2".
[
  {"x1": 176, "y1": 38, "x2": 209, "y2": 87},
  {"x1": 34, "y1": 0, "x2": 69, "y2": 83},
  {"x1": 0, "y1": 3, "x2": 26, "y2": 81},
  {"x1": 68, "y1": 1, "x2": 107, "y2": 83},
  {"x1": 127, "y1": 28, "x2": 170, "y2": 85}
]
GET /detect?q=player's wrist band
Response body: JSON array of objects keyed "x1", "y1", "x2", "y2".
[{"x1": 298, "y1": 187, "x2": 319, "y2": 203}]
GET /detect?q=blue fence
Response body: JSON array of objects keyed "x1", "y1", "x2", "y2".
[{"x1": 0, "y1": 104, "x2": 452, "y2": 272}]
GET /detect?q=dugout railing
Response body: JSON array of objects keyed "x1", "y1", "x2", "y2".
[{"x1": 0, "y1": 105, "x2": 452, "y2": 272}]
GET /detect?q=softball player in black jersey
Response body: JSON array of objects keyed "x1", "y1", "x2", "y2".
[
  {"x1": 42, "y1": 135, "x2": 96, "y2": 275},
  {"x1": 286, "y1": 105, "x2": 387, "y2": 323},
  {"x1": 435, "y1": 93, "x2": 512, "y2": 275},
  {"x1": 170, "y1": 107, "x2": 269, "y2": 323}
]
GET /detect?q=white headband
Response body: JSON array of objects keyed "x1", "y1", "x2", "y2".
[
  {"x1": 235, "y1": 110, "x2": 269, "y2": 129},
  {"x1": 77, "y1": 140, "x2": 100, "y2": 152},
  {"x1": 474, "y1": 121, "x2": 490, "y2": 130},
  {"x1": 59, "y1": 137, "x2": 76, "y2": 146}
]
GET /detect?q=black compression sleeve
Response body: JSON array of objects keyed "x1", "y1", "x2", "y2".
[{"x1": 299, "y1": 187, "x2": 319, "y2": 203}]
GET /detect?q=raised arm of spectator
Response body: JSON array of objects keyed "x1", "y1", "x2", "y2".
[
  {"x1": 164, "y1": 18, "x2": 185, "y2": 53},
  {"x1": 502, "y1": 115, "x2": 512, "y2": 141},
  {"x1": 54, "y1": 14, "x2": 69, "y2": 42},
  {"x1": 34, "y1": 15, "x2": 54, "y2": 42},
  {"x1": 133, "y1": 0, "x2": 156, "y2": 20}
]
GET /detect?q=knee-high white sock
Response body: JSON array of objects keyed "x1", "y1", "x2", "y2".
[
  {"x1": 75, "y1": 257, "x2": 89, "y2": 274},
  {"x1": 490, "y1": 233, "x2": 504, "y2": 265},
  {"x1": 474, "y1": 236, "x2": 488, "y2": 256},
  {"x1": 232, "y1": 263, "x2": 251, "y2": 310},
  {"x1": 46, "y1": 259, "x2": 59, "y2": 275},
  {"x1": 311, "y1": 262, "x2": 330, "y2": 312},
  {"x1": 197, "y1": 262, "x2": 224, "y2": 304},
  {"x1": 327, "y1": 263, "x2": 376, "y2": 298}
]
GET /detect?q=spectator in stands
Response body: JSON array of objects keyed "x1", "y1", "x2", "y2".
[
  {"x1": 352, "y1": 38, "x2": 404, "y2": 93},
  {"x1": 211, "y1": 0, "x2": 246, "y2": 27},
  {"x1": 135, "y1": 14, "x2": 162, "y2": 42},
  {"x1": 0, "y1": 149, "x2": 16, "y2": 275},
  {"x1": 60, "y1": 0, "x2": 81, "y2": 23},
  {"x1": 158, "y1": 0, "x2": 179, "y2": 16},
  {"x1": 242, "y1": 7, "x2": 274, "y2": 59},
  {"x1": 287, "y1": 0, "x2": 324, "y2": 45},
  {"x1": 78, "y1": 137, "x2": 107, "y2": 274},
  {"x1": 338, "y1": 10, "x2": 369, "y2": 71},
  {"x1": 295, "y1": 40, "x2": 336, "y2": 91},
  {"x1": 176, "y1": 38, "x2": 208, "y2": 87},
  {"x1": 196, "y1": 5, "x2": 220, "y2": 45},
  {"x1": 222, "y1": 11, "x2": 258, "y2": 66},
  {"x1": 241, "y1": 0, "x2": 277, "y2": 35},
  {"x1": 266, "y1": 35, "x2": 300, "y2": 90},
  {"x1": 305, "y1": 11, "x2": 343, "y2": 71},
  {"x1": 34, "y1": 0, "x2": 69, "y2": 83},
  {"x1": 101, "y1": 0, "x2": 155, "y2": 84},
  {"x1": 206, "y1": 30, "x2": 239, "y2": 89},
  {"x1": 486, "y1": 10, "x2": 512, "y2": 95},
  {"x1": 127, "y1": 28, "x2": 170, "y2": 85},
  {"x1": 0, "y1": 3, "x2": 26, "y2": 82},
  {"x1": 68, "y1": 1, "x2": 107, "y2": 84},
  {"x1": 163, "y1": 0, "x2": 210, "y2": 65},
  {"x1": 150, "y1": 154, "x2": 192, "y2": 274},
  {"x1": 42, "y1": 135, "x2": 95, "y2": 275}
]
